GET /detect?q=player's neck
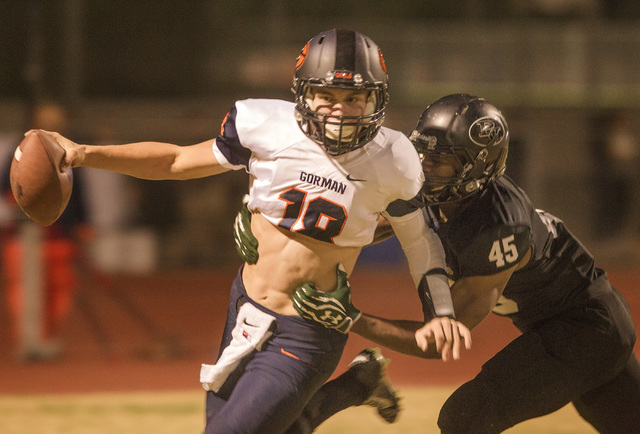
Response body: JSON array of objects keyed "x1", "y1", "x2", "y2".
[{"x1": 439, "y1": 202, "x2": 460, "y2": 220}]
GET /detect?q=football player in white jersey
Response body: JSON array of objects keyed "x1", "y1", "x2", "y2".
[{"x1": 46, "y1": 29, "x2": 470, "y2": 433}]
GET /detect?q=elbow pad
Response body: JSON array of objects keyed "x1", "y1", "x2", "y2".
[
  {"x1": 382, "y1": 207, "x2": 446, "y2": 286},
  {"x1": 382, "y1": 207, "x2": 455, "y2": 319}
]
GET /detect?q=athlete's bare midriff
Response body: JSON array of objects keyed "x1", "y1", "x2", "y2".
[{"x1": 242, "y1": 213, "x2": 362, "y2": 315}]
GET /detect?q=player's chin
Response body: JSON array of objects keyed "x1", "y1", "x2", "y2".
[{"x1": 325, "y1": 125, "x2": 358, "y2": 142}]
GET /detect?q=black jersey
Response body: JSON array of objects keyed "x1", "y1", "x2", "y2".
[{"x1": 427, "y1": 176, "x2": 603, "y2": 331}]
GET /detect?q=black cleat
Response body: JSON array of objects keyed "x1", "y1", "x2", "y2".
[{"x1": 348, "y1": 348, "x2": 401, "y2": 423}]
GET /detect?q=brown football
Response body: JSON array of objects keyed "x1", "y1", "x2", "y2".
[{"x1": 9, "y1": 129, "x2": 73, "y2": 226}]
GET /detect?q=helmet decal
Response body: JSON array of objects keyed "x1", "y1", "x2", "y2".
[
  {"x1": 295, "y1": 43, "x2": 309, "y2": 70},
  {"x1": 469, "y1": 116, "x2": 506, "y2": 147},
  {"x1": 334, "y1": 71, "x2": 353, "y2": 80},
  {"x1": 409, "y1": 130, "x2": 437, "y2": 150},
  {"x1": 378, "y1": 49, "x2": 387, "y2": 73}
]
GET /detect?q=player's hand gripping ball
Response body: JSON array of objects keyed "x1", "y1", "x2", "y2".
[{"x1": 9, "y1": 129, "x2": 73, "y2": 226}]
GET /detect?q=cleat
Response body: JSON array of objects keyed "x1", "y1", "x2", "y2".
[{"x1": 348, "y1": 348, "x2": 401, "y2": 423}]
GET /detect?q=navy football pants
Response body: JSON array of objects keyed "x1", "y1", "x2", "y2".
[{"x1": 204, "y1": 267, "x2": 347, "y2": 433}]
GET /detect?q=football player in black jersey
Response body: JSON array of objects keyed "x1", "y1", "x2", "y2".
[
  {"x1": 404, "y1": 94, "x2": 640, "y2": 433},
  {"x1": 235, "y1": 94, "x2": 640, "y2": 432}
]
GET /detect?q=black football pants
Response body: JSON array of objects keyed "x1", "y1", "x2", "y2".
[{"x1": 438, "y1": 284, "x2": 640, "y2": 433}]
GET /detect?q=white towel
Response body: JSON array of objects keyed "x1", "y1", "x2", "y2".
[{"x1": 200, "y1": 302, "x2": 276, "y2": 392}]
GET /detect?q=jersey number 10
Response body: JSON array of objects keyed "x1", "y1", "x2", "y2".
[{"x1": 277, "y1": 188, "x2": 347, "y2": 243}]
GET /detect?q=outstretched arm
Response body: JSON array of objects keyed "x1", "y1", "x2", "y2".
[
  {"x1": 352, "y1": 313, "x2": 470, "y2": 361},
  {"x1": 42, "y1": 130, "x2": 229, "y2": 180},
  {"x1": 381, "y1": 204, "x2": 455, "y2": 320}
]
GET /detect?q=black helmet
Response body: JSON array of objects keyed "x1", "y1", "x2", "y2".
[
  {"x1": 409, "y1": 94, "x2": 509, "y2": 204},
  {"x1": 292, "y1": 29, "x2": 389, "y2": 156}
]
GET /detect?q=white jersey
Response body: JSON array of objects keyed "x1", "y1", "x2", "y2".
[{"x1": 212, "y1": 98, "x2": 424, "y2": 247}]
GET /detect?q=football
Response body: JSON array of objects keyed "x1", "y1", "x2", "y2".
[{"x1": 9, "y1": 129, "x2": 73, "y2": 226}]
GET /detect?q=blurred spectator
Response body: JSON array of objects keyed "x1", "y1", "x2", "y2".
[
  {"x1": 591, "y1": 109, "x2": 640, "y2": 241},
  {"x1": 1, "y1": 101, "x2": 88, "y2": 361}
]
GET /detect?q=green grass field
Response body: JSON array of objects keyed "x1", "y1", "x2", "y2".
[{"x1": 0, "y1": 387, "x2": 597, "y2": 434}]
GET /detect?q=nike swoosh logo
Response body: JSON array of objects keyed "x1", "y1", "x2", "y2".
[{"x1": 346, "y1": 174, "x2": 367, "y2": 182}]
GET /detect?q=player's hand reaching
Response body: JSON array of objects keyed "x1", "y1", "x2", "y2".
[
  {"x1": 414, "y1": 317, "x2": 472, "y2": 362},
  {"x1": 292, "y1": 264, "x2": 362, "y2": 334},
  {"x1": 233, "y1": 195, "x2": 259, "y2": 264}
]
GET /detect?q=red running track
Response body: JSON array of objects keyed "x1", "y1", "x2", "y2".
[{"x1": 0, "y1": 266, "x2": 638, "y2": 394}]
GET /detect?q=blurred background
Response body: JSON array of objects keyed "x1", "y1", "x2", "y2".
[{"x1": 2, "y1": 0, "x2": 640, "y2": 270}]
